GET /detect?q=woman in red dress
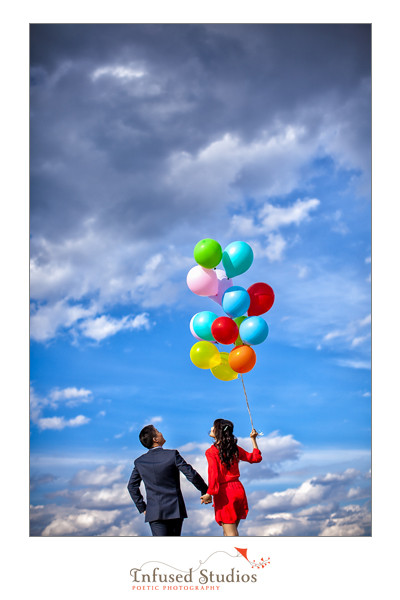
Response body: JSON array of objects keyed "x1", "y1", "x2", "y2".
[{"x1": 201, "y1": 418, "x2": 262, "y2": 536}]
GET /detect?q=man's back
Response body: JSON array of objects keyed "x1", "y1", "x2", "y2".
[{"x1": 128, "y1": 447, "x2": 208, "y2": 523}]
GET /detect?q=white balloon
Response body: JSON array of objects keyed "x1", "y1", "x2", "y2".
[
  {"x1": 189, "y1": 314, "x2": 217, "y2": 343},
  {"x1": 189, "y1": 314, "x2": 202, "y2": 340}
]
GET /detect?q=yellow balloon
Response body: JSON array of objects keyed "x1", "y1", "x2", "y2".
[
  {"x1": 190, "y1": 341, "x2": 221, "y2": 369},
  {"x1": 211, "y1": 352, "x2": 238, "y2": 381}
]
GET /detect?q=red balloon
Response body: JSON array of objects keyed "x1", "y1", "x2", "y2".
[
  {"x1": 211, "y1": 316, "x2": 239, "y2": 345},
  {"x1": 247, "y1": 282, "x2": 275, "y2": 316}
]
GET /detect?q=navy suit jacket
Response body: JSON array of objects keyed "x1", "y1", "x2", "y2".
[{"x1": 127, "y1": 447, "x2": 208, "y2": 522}]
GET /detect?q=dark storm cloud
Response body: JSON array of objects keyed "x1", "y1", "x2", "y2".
[
  {"x1": 29, "y1": 24, "x2": 371, "y2": 347},
  {"x1": 30, "y1": 24, "x2": 370, "y2": 243}
]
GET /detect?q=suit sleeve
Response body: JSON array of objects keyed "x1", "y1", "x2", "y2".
[
  {"x1": 175, "y1": 451, "x2": 208, "y2": 494},
  {"x1": 205, "y1": 450, "x2": 220, "y2": 496},
  {"x1": 127, "y1": 463, "x2": 147, "y2": 514},
  {"x1": 238, "y1": 446, "x2": 262, "y2": 463}
]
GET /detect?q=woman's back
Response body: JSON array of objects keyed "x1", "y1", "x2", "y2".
[{"x1": 206, "y1": 444, "x2": 262, "y2": 489}]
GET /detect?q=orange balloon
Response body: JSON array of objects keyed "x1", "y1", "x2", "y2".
[{"x1": 228, "y1": 345, "x2": 256, "y2": 373}]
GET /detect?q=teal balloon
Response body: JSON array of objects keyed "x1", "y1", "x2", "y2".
[
  {"x1": 222, "y1": 241, "x2": 254, "y2": 278},
  {"x1": 192, "y1": 311, "x2": 218, "y2": 341},
  {"x1": 239, "y1": 316, "x2": 269, "y2": 345},
  {"x1": 222, "y1": 286, "x2": 250, "y2": 318}
]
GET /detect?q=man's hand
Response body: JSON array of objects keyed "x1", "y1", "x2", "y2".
[{"x1": 200, "y1": 493, "x2": 212, "y2": 504}]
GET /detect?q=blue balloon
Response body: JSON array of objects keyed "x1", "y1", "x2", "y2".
[
  {"x1": 222, "y1": 241, "x2": 254, "y2": 278},
  {"x1": 192, "y1": 311, "x2": 218, "y2": 341},
  {"x1": 239, "y1": 316, "x2": 269, "y2": 345},
  {"x1": 222, "y1": 286, "x2": 250, "y2": 318}
]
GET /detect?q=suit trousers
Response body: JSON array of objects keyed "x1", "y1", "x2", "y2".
[{"x1": 149, "y1": 518, "x2": 183, "y2": 536}]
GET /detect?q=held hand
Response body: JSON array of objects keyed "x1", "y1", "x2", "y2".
[
  {"x1": 250, "y1": 429, "x2": 259, "y2": 439},
  {"x1": 200, "y1": 493, "x2": 212, "y2": 504}
]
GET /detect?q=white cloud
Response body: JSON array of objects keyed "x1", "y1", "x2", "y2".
[
  {"x1": 237, "y1": 197, "x2": 320, "y2": 235},
  {"x1": 187, "y1": 509, "x2": 216, "y2": 534},
  {"x1": 244, "y1": 512, "x2": 313, "y2": 536},
  {"x1": 41, "y1": 508, "x2": 121, "y2": 536},
  {"x1": 336, "y1": 359, "x2": 371, "y2": 370},
  {"x1": 30, "y1": 385, "x2": 92, "y2": 431},
  {"x1": 254, "y1": 468, "x2": 361, "y2": 513},
  {"x1": 359, "y1": 314, "x2": 371, "y2": 327},
  {"x1": 30, "y1": 452, "x2": 371, "y2": 537},
  {"x1": 71, "y1": 465, "x2": 125, "y2": 487},
  {"x1": 321, "y1": 313, "x2": 371, "y2": 350},
  {"x1": 31, "y1": 385, "x2": 93, "y2": 411},
  {"x1": 91, "y1": 65, "x2": 145, "y2": 81},
  {"x1": 178, "y1": 442, "x2": 210, "y2": 453},
  {"x1": 149, "y1": 416, "x2": 163, "y2": 424},
  {"x1": 37, "y1": 415, "x2": 90, "y2": 431},
  {"x1": 49, "y1": 387, "x2": 92, "y2": 407},
  {"x1": 167, "y1": 125, "x2": 321, "y2": 215},
  {"x1": 239, "y1": 430, "x2": 302, "y2": 465},
  {"x1": 79, "y1": 312, "x2": 151, "y2": 342},
  {"x1": 323, "y1": 330, "x2": 343, "y2": 342},
  {"x1": 297, "y1": 266, "x2": 309, "y2": 279},
  {"x1": 30, "y1": 234, "x2": 192, "y2": 342},
  {"x1": 229, "y1": 198, "x2": 319, "y2": 263},
  {"x1": 351, "y1": 335, "x2": 370, "y2": 347},
  {"x1": 30, "y1": 299, "x2": 98, "y2": 342},
  {"x1": 131, "y1": 249, "x2": 193, "y2": 309},
  {"x1": 100, "y1": 520, "x2": 144, "y2": 536},
  {"x1": 61, "y1": 483, "x2": 132, "y2": 509},
  {"x1": 259, "y1": 198, "x2": 320, "y2": 232},
  {"x1": 243, "y1": 502, "x2": 370, "y2": 537},
  {"x1": 263, "y1": 234, "x2": 287, "y2": 262},
  {"x1": 319, "y1": 504, "x2": 371, "y2": 536}
]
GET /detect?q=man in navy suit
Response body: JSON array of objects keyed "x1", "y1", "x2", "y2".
[{"x1": 127, "y1": 424, "x2": 210, "y2": 536}]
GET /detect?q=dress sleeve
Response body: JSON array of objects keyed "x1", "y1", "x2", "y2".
[
  {"x1": 238, "y1": 446, "x2": 262, "y2": 464},
  {"x1": 205, "y1": 450, "x2": 220, "y2": 496}
]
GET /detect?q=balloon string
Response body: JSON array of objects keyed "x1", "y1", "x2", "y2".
[{"x1": 240, "y1": 373, "x2": 254, "y2": 430}]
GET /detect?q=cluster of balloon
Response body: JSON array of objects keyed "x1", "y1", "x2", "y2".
[{"x1": 187, "y1": 238, "x2": 275, "y2": 383}]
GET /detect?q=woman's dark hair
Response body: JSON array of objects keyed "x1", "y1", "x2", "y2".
[
  {"x1": 213, "y1": 419, "x2": 238, "y2": 469},
  {"x1": 139, "y1": 425, "x2": 157, "y2": 449}
]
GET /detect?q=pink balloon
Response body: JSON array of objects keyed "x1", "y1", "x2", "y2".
[
  {"x1": 208, "y1": 269, "x2": 233, "y2": 305},
  {"x1": 187, "y1": 266, "x2": 218, "y2": 296}
]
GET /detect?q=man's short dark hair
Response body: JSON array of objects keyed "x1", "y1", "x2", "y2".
[{"x1": 139, "y1": 425, "x2": 157, "y2": 449}]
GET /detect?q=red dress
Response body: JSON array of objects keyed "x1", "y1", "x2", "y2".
[{"x1": 205, "y1": 444, "x2": 262, "y2": 525}]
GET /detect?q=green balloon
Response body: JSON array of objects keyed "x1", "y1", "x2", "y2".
[
  {"x1": 233, "y1": 316, "x2": 247, "y2": 346},
  {"x1": 193, "y1": 238, "x2": 222, "y2": 269}
]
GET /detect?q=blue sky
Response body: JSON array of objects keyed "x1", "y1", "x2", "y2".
[{"x1": 29, "y1": 24, "x2": 371, "y2": 536}]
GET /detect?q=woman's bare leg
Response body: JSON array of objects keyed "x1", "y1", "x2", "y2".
[{"x1": 221, "y1": 522, "x2": 239, "y2": 536}]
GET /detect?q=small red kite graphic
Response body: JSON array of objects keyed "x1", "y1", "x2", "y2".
[{"x1": 235, "y1": 547, "x2": 270, "y2": 569}]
